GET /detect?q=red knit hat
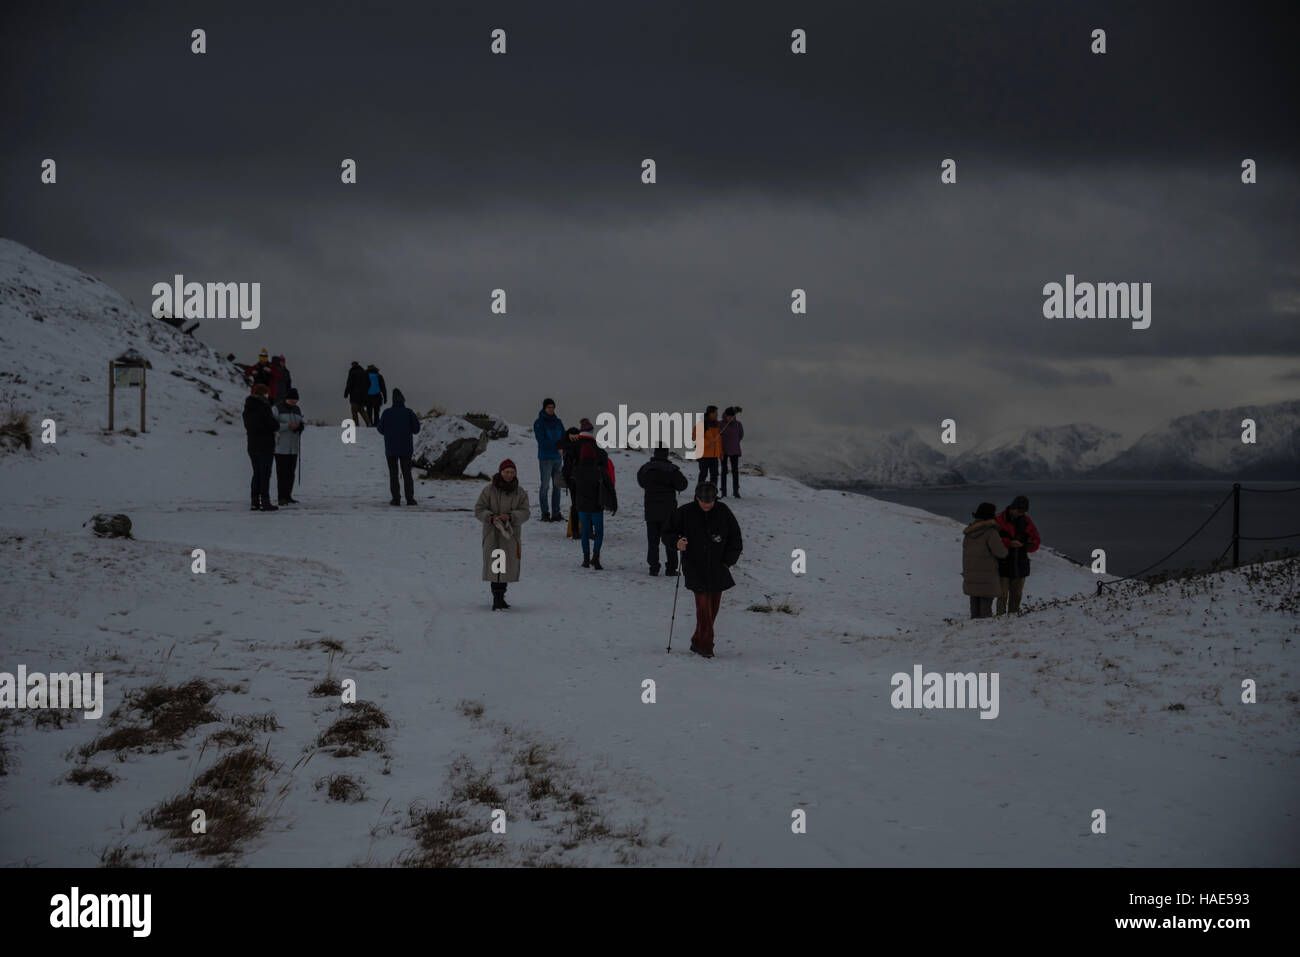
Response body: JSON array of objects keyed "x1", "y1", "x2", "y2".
[{"x1": 499, "y1": 459, "x2": 516, "y2": 472}]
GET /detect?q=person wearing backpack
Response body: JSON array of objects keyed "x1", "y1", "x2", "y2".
[
  {"x1": 572, "y1": 439, "x2": 617, "y2": 569},
  {"x1": 364, "y1": 364, "x2": 387, "y2": 429},
  {"x1": 637, "y1": 447, "x2": 688, "y2": 576}
]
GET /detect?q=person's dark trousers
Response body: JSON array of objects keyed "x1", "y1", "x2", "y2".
[
  {"x1": 720, "y1": 455, "x2": 740, "y2": 495},
  {"x1": 690, "y1": 590, "x2": 723, "y2": 653},
  {"x1": 350, "y1": 402, "x2": 371, "y2": 427},
  {"x1": 275, "y1": 453, "x2": 298, "y2": 502},
  {"x1": 248, "y1": 452, "x2": 274, "y2": 506},
  {"x1": 697, "y1": 456, "x2": 718, "y2": 485},
  {"x1": 367, "y1": 398, "x2": 382, "y2": 428},
  {"x1": 969, "y1": 596, "x2": 993, "y2": 619},
  {"x1": 645, "y1": 520, "x2": 678, "y2": 574},
  {"x1": 387, "y1": 456, "x2": 415, "y2": 503}
]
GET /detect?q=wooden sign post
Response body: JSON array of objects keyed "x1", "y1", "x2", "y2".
[{"x1": 108, "y1": 352, "x2": 151, "y2": 432}]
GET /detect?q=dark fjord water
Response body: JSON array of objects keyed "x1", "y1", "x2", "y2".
[{"x1": 844, "y1": 480, "x2": 1300, "y2": 577}]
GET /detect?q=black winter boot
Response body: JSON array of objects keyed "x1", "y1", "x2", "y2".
[
  {"x1": 490, "y1": 584, "x2": 505, "y2": 610},
  {"x1": 498, "y1": 584, "x2": 510, "y2": 609},
  {"x1": 592, "y1": 550, "x2": 602, "y2": 570},
  {"x1": 582, "y1": 554, "x2": 591, "y2": 568}
]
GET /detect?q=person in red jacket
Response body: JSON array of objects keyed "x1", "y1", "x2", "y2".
[{"x1": 994, "y1": 495, "x2": 1041, "y2": 615}]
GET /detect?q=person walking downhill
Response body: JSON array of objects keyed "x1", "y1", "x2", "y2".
[
  {"x1": 344, "y1": 361, "x2": 371, "y2": 426},
  {"x1": 637, "y1": 447, "x2": 688, "y2": 576},
  {"x1": 273, "y1": 387, "x2": 306, "y2": 505},
  {"x1": 664, "y1": 482, "x2": 742, "y2": 658},
  {"x1": 694, "y1": 405, "x2": 722, "y2": 486},
  {"x1": 962, "y1": 502, "x2": 1007, "y2": 619},
  {"x1": 995, "y1": 495, "x2": 1041, "y2": 615},
  {"x1": 364, "y1": 364, "x2": 387, "y2": 429},
  {"x1": 532, "y1": 398, "x2": 566, "y2": 523},
  {"x1": 377, "y1": 388, "x2": 421, "y2": 506},
  {"x1": 242, "y1": 383, "x2": 280, "y2": 512},
  {"x1": 718, "y1": 406, "x2": 744, "y2": 499},
  {"x1": 474, "y1": 459, "x2": 530, "y2": 610},
  {"x1": 572, "y1": 441, "x2": 617, "y2": 569}
]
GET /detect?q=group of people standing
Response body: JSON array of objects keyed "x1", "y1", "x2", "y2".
[
  {"x1": 241, "y1": 349, "x2": 294, "y2": 403},
  {"x1": 491, "y1": 399, "x2": 743, "y2": 656},
  {"x1": 960, "y1": 496, "x2": 1043, "y2": 618}
]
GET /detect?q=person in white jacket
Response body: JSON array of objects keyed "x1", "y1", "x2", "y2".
[{"x1": 273, "y1": 388, "x2": 306, "y2": 505}]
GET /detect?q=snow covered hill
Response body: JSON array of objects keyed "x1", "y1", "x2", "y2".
[
  {"x1": 0, "y1": 238, "x2": 247, "y2": 437},
  {"x1": 954, "y1": 424, "x2": 1127, "y2": 482},
  {"x1": 0, "y1": 242, "x2": 1295, "y2": 867},
  {"x1": 1091, "y1": 400, "x2": 1300, "y2": 479},
  {"x1": 1, "y1": 415, "x2": 1295, "y2": 867}
]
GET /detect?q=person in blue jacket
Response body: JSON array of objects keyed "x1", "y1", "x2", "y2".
[
  {"x1": 377, "y1": 388, "x2": 421, "y2": 506},
  {"x1": 532, "y1": 398, "x2": 566, "y2": 522}
]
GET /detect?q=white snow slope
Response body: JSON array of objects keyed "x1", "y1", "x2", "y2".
[
  {"x1": 0, "y1": 241, "x2": 1296, "y2": 867},
  {"x1": 0, "y1": 422, "x2": 1296, "y2": 867}
]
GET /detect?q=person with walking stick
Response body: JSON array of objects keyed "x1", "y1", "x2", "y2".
[{"x1": 663, "y1": 481, "x2": 742, "y2": 658}]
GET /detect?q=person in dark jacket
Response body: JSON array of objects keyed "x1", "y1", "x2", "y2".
[
  {"x1": 364, "y1": 364, "x2": 387, "y2": 429},
  {"x1": 344, "y1": 361, "x2": 371, "y2": 426},
  {"x1": 718, "y1": 406, "x2": 744, "y2": 498},
  {"x1": 377, "y1": 388, "x2": 421, "y2": 506},
  {"x1": 269, "y1": 355, "x2": 292, "y2": 403},
  {"x1": 637, "y1": 447, "x2": 688, "y2": 575},
  {"x1": 242, "y1": 383, "x2": 280, "y2": 511},
  {"x1": 556, "y1": 425, "x2": 583, "y2": 538},
  {"x1": 994, "y1": 495, "x2": 1042, "y2": 615},
  {"x1": 572, "y1": 441, "x2": 617, "y2": 569},
  {"x1": 532, "y1": 399, "x2": 566, "y2": 522},
  {"x1": 273, "y1": 387, "x2": 305, "y2": 505},
  {"x1": 664, "y1": 482, "x2": 742, "y2": 657}
]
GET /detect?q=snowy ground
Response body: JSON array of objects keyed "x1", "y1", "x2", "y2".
[{"x1": 1, "y1": 418, "x2": 1296, "y2": 867}]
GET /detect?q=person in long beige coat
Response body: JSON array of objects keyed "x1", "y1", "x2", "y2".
[
  {"x1": 962, "y1": 502, "x2": 1009, "y2": 619},
  {"x1": 475, "y1": 458, "x2": 531, "y2": 610}
]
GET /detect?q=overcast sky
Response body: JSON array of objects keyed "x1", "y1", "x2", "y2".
[{"x1": 3, "y1": 0, "x2": 1297, "y2": 458}]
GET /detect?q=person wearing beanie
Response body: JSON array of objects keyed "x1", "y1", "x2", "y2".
[
  {"x1": 532, "y1": 398, "x2": 566, "y2": 522},
  {"x1": 662, "y1": 481, "x2": 742, "y2": 657},
  {"x1": 693, "y1": 405, "x2": 723, "y2": 487},
  {"x1": 273, "y1": 386, "x2": 306, "y2": 505},
  {"x1": 637, "y1": 446, "x2": 688, "y2": 575},
  {"x1": 344, "y1": 360, "x2": 371, "y2": 426},
  {"x1": 718, "y1": 406, "x2": 744, "y2": 498},
  {"x1": 377, "y1": 388, "x2": 421, "y2": 505},
  {"x1": 572, "y1": 438, "x2": 617, "y2": 569},
  {"x1": 474, "y1": 459, "x2": 530, "y2": 609},
  {"x1": 242, "y1": 382, "x2": 280, "y2": 511},
  {"x1": 961, "y1": 502, "x2": 1007, "y2": 619},
  {"x1": 994, "y1": 495, "x2": 1041, "y2": 615},
  {"x1": 364, "y1": 364, "x2": 387, "y2": 429}
]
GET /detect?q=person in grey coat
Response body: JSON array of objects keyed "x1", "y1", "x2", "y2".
[
  {"x1": 273, "y1": 388, "x2": 305, "y2": 505},
  {"x1": 961, "y1": 502, "x2": 1009, "y2": 618},
  {"x1": 474, "y1": 459, "x2": 531, "y2": 610}
]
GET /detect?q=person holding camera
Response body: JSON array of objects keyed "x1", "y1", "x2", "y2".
[{"x1": 718, "y1": 406, "x2": 744, "y2": 498}]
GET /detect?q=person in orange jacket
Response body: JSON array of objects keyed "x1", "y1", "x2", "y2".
[{"x1": 693, "y1": 405, "x2": 723, "y2": 486}]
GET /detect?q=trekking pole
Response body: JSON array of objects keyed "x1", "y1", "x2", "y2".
[{"x1": 667, "y1": 565, "x2": 682, "y2": 653}]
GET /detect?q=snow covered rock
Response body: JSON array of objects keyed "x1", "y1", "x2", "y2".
[{"x1": 412, "y1": 414, "x2": 490, "y2": 476}]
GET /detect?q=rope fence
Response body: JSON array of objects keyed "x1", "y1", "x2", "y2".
[{"x1": 1096, "y1": 483, "x2": 1300, "y2": 594}]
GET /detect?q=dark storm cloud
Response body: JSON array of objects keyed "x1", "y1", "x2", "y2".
[{"x1": 2, "y1": 0, "x2": 1297, "y2": 452}]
